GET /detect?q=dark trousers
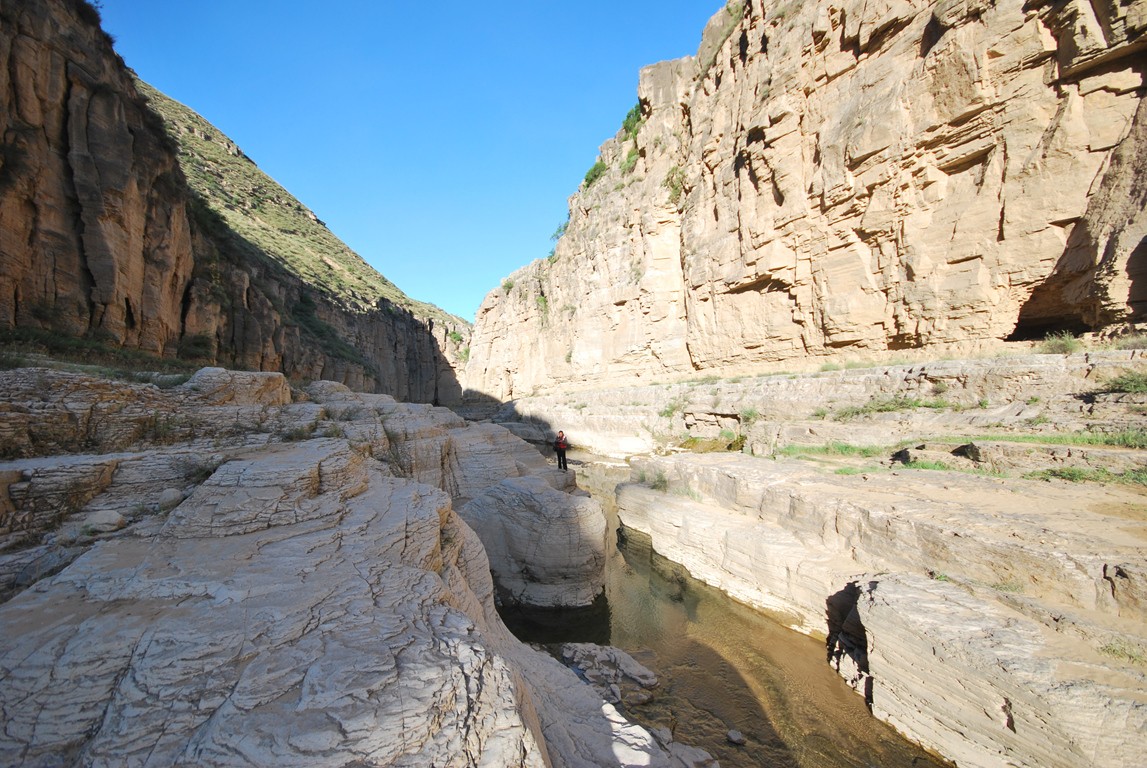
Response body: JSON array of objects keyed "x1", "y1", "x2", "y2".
[{"x1": 556, "y1": 449, "x2": 568, "y2": 470}]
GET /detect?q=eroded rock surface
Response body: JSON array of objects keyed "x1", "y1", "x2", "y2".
[
  {"x1": 464, "y1": 0, "x2": 1147, "y2": 400},
  {"x1": 0, "y1": 367, "x2": 695, "y2": 767},
  {"x1": 615, "y1": 452, "x2": 1147, "y2": 767}
]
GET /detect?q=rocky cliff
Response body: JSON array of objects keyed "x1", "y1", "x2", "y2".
[
  {"x1": 464, "y1": 0, "x2": 1146, "y2": 400},
  {"x1": 0, "y1": 0, "x2": 467, "y2": 403}
]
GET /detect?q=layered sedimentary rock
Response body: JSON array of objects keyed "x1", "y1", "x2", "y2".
[
  {"x1": 489, "y1": 349, "x2": 1146, "y2": 458},
  {"x1": 0, "y1": 366, "x2": 708, "y2": 767},
  {"x1": 0, "y1": 0, "x2": 466, "y2": 402},
  {"x1": 465, "y1": 0, "x2": 1146, "y2": 400},
  {"x1": 615, "y1": 452, "x2": 1147, "y2": 768},
  {"x1": 460, "y1": 476, "x2": 607, "y2": 607}
]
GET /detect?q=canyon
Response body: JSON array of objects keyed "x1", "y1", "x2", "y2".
[{"x1": 2, "y1": 0, "x2": 1146, "y2": 766}]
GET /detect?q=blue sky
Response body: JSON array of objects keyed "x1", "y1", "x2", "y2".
[{"x1": 98, "y1": 1, "x2": 722, "y2": 322}]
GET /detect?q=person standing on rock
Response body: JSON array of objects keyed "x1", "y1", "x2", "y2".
[{"x1": 554, "y1": 431, "x2": 569, "y2": 471}]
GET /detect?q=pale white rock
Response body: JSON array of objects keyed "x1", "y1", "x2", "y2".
[
  {"x1": 0, "y1": 367, "x2": 700, "y2": 768},
  {"x1": 562, "y1": 643, "x2": 659, "y2": 690},
  {"x1": 0, "y1": 444, "x2": 549, "y2": 768},
  {"x1": 157, "y1": 487, "x2": 184, "y2": 511},
  {"x1": 858, "y1": 573, "x2": 1147, "y2": 768},
  {"x1": 614, "y1": 452, "x2": 1147, "y2": 768},
  {"x1": 181, "y1": 367, "x2": 292, "y2": 406},
  {"x1": 80, "y1": 508, "x2": 125, "y2": 533},
  {"x1": 459, "y1": 475, "x2": 607, "y2": 608}
]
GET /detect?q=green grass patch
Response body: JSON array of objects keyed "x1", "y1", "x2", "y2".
[
  {"x1": 1109, "y1": 333, "x2": 1147, "y2": 350},
  {"x1": 903, "y1": 460, "x2": 953, "y2": 471},
  {"x1": 962, "y1": 429, "x2": 1147, "y2": 450},
  {"x1": 620, "y1": 147, "x2": 639, "y2": 175},
  {"x1": 0, "y1": 350, "x2": 27, "y2": 370},
  {"x1": 834, "y1": 395, "x2": 924, "y2": 420},
  {"x1": 621, "y1": 102, "x2": 644, "y2": 142},
  {"x1": 658, "y1": 398, "x2": 686, "y2": 419},
  {"x1": 1026, "y1": 467, "x2": 1147, "y2": 486},
  {"x1": 1099, "y1": 640, "x2": 1146, "y2": 665},
  {"x1": 584, "y1": 160, "x2": 608, "y2": 188},
  {"x1": 663, "y1": 166, "x2": 686, "y2": 205},
  {"x1": 777, "y1": 442, "x2": 885, "y2": 458}
]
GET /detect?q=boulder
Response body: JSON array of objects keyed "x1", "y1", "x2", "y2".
[{"x1": 459, "y1": 475, "x2": 607, "y2": 608}]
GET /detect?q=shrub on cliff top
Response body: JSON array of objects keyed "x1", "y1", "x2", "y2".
[
  {"x1": 583, "y1": 160, "x2": 608, "y2": 188},
  {"x1": 621, "y1": 102, "x2": 644, "y2": 143}
]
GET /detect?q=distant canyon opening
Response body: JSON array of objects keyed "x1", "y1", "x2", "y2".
[{"x1": 497, "y1": 453, "x2": 952, "y2": 768}]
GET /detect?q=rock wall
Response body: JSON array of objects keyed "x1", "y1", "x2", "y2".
[
  {"x1": 615, "y1": 452, "x2": 1147, "y2": 767},
  {"x1": 464, "y1": 0, "x2": 1146, "y2": 401},
  {"x1": 0, "y1": 0, "x2": 465, "y2": 403},
  {"x1": 486, "y1": 349, "x2": 1146, "y2": 458}
]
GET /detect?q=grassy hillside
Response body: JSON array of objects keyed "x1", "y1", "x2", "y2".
[{"x1": 137, "y1": 80, "x2": 464, "y2": 328}]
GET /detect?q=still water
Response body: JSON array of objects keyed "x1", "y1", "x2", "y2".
[{"x1": 500, "y1": 457, "x2": 951, "y2": 768}]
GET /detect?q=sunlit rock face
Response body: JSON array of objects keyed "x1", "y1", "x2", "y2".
[
  {"x1": 0, "y1": 367, "x2": 696, "y2": 768},
  {"x1": 460, "y1": 475, "x2": 608, "y2": 607},
  {"x1": 615, "y1": 452, "x2": 1147, "y2": 768},
  {"x1": 464, "y1": 0, "x2": 1146, "y2": 401}
]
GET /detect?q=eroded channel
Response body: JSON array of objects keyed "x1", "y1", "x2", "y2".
[{"x1": 499, "y1": 455, "x2": 952, "y2": 768}]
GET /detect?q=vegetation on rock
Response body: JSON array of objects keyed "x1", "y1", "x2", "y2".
[{"x1": 136, "y1": 82, "x2": 462, "y2": 328}]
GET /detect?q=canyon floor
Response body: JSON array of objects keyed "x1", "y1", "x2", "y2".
[{"x1": 480, "y1": 345, "x2": 1147, "y2": 767}]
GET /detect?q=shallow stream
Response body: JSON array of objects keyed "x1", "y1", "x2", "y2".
[{"x1": 500, "y1": 456, "x2": 952, "y2": 768}]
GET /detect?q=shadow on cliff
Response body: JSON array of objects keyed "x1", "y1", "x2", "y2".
[
  {"x1": 186, "y1": 195, "x2": 463, "y2": 404},
  {"x1": 457, "y1": 389, "x2": 580, "y2": 463},
  {"x1": 826, "y1": 583, "x2": 872, "y2": 707}
]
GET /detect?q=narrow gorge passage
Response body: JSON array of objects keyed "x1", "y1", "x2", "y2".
[{"x1": 499, "y1": 454, "x2": 953, "y2": 768}]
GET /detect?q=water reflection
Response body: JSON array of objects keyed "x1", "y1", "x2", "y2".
[{"x1": 499, "y1": 457, "x2": 952, "y2": 768}]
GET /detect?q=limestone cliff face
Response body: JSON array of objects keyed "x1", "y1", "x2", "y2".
[
  {"x1": 0, "y1": 0, "x2": 467, "y2": 403},
  {"x1": 465, "y1": 0, "x2": 1146, "y2": 400}
]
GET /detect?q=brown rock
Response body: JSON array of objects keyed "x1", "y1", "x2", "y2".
[{"x1": 0, "y1": 0, "x2": 465, "y2": 403}]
